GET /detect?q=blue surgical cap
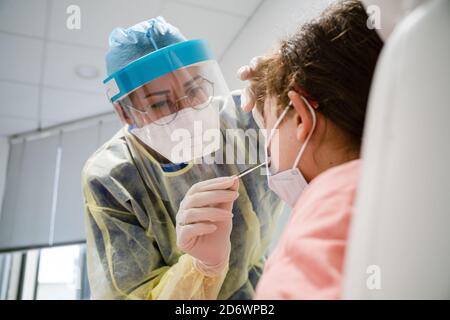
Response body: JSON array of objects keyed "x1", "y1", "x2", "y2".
[{"x1": 105, "y1": 16, "x2": 187, "y2": 76}]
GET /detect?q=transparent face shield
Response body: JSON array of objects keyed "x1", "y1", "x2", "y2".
[
  {"x1": 104, "y1": 40, "x2": 231, "y2": 164},
  {"x1": 120, "y1": 65, "x2": 215, "y2": 126}
]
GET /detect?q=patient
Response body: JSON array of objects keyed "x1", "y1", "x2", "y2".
[{"x1": 241, "y1": 0, "x2": 383, "y2": 299}]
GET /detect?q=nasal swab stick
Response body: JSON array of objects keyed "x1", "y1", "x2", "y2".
[{"x1": 237, "y1": 162, "x2": 267, "y2": 178}]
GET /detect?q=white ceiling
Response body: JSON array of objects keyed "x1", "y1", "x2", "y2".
[
  {"x1": 220, "y1": 0, "x2": 335, "y2": 90},
  {"x1": 0, "y1": 0, "x2": 262, "y2": 136}
]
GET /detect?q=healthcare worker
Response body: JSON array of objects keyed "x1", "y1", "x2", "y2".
[
  {"x1": 237, "y1": 0, "x2": 384, "y2": 299},
  {"x1": 82, "y1": 17, "x2": 283, "y2": 299}
]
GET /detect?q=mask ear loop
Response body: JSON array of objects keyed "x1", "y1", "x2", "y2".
[
  {"x1": 119, "y1": 96, "x2": 141, "y2": 128},
  {"x1": 292, "y1": 96, "x2": 317, "y2": 169},
  {"x1": 265, "y1": 103, "x2": 292, "y2": 177},
  {"x1": 267, "y1": 102, "x2": 292, "y2": 146}
]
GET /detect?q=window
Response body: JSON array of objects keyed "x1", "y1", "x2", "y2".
[
  {"x1": 0, "y1": 244, "x2": 90, "y2": 300},
  {"x1": 36, "y1": 244, "x2": 88, "y2": 300}
]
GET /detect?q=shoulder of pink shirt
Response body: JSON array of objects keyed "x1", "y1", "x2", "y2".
[
  {"x1": 254, "y1": 159, "x2": 362, "y2": 300},
  {"x1": 292, "y1": 158, "x2": 362, "y2": 213}
]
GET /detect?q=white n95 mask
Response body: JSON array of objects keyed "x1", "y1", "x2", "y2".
[
  {"x1": 130, "y1": 98, "x2": 221, "y2": 163},
  {"x1": 265, "y1": 96, "x2": 317, "y2": 208}
]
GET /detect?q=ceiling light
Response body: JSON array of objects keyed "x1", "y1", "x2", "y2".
[{"x1": 74, "y1": 64, "x2": 100, "y2": 80}]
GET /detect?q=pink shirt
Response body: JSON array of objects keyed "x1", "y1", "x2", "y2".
[{"x1": 255, "y1": 159, "x2": 361, "y2": 300}]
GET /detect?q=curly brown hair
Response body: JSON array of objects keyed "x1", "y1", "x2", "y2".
[{"x1": 252, "y1": 0, "x2": 383, "y2": 146}]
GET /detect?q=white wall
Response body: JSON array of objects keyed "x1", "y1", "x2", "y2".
[
  {"x1": 0, "y1": 137, "x2": 9, "y2": 213},
  {"x1": 220, "y1": 0, "x2": 335, "y2": 90}
]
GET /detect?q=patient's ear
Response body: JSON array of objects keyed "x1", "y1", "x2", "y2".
[
  {"x1": 288, "y1": 91, "x2": 314, "y2": 144},
  {"x1": 114, "y1": 103, "x2": 133, "y2": 125}
]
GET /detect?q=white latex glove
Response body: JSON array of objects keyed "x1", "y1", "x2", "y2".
[
  {"x1": 237, "y1": 56, "x2": 267, "y2": 112},
  {"x1": 176, "y1": 176, "x2": 239, "y2": 276}
]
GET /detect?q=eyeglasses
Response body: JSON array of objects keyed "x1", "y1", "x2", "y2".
[{"x1": 121, "y1": 76, "x2": 214, "y2": 126}]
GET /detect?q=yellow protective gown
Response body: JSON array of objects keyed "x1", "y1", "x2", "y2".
[{"x1": 82, "y1": 95, "x2": 284, "y2": 299}]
